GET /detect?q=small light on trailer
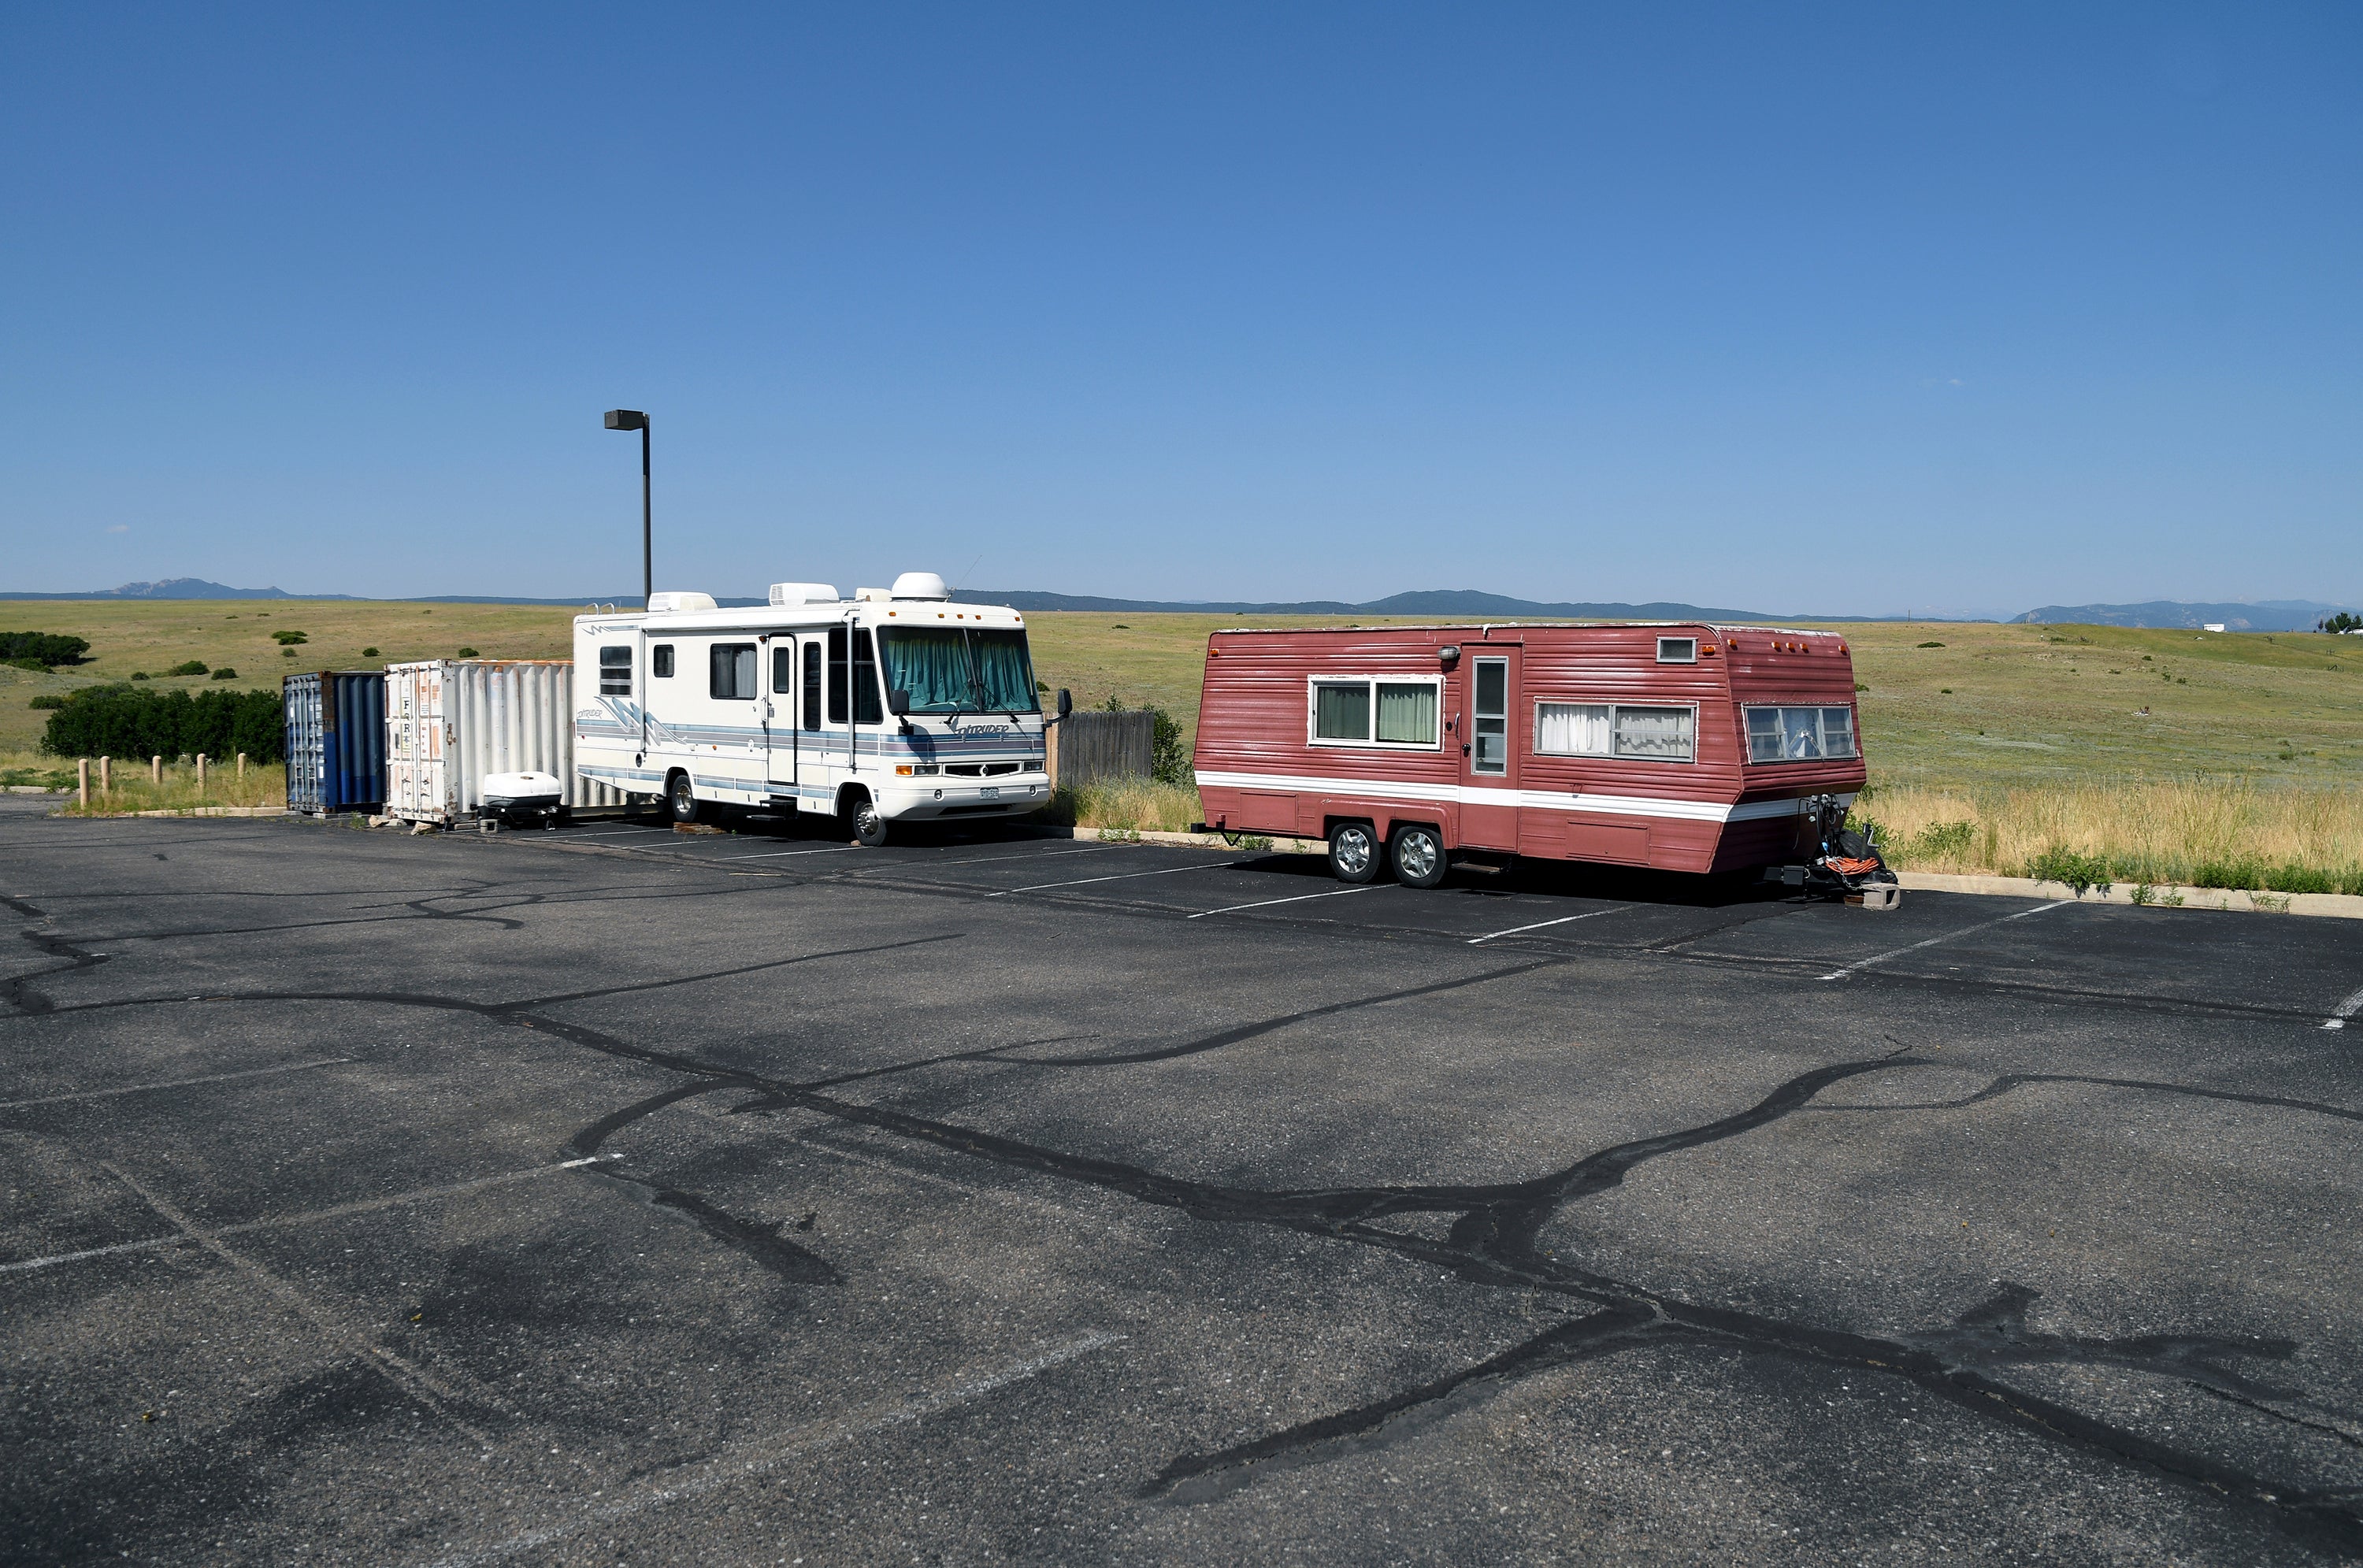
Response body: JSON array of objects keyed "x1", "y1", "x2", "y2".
[
  {"x1": 896, "y1": 765, "x2": 914, "y2": 775},
  {"x1": 1437, "y1": 644, "x2": 1461, "y2": 667}
]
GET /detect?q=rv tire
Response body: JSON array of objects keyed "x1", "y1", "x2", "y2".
[
  {"x1": 666, "y1": 772, "x2": 703, "y2": 825},
  {"x1": 1328, "y1": 821, "x2": 1379, "y2": 884},
  {"x1": 1390, "y1": 824, "x2": 1447, "y2": 888},
  {"x1": 846, "y1": 791, "x2": 889, "y2": 847}
]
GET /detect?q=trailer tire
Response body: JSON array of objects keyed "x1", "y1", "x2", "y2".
[
  {"x1": 1328, "y1": 821, "x2": 1379, "y2": 884},
  {"x1": 1390, "y1": 824, "x2": 1447, "y2": 888},
  {"x1": 666, "y1": 772, "x2": 703, "y2": 825},
  {"x1": 845, "y1": 791, "x2": 889, "y2": 847}
]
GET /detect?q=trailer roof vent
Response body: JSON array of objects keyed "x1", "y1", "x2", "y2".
[
  {"x1": 769, "y1": 582, "x2": 840, "y2": 606},
  {"x1": 890, "y1": 570, "x2": 952, "y2": 601},
  {"x1": 647, "y1": 591, "x2": 717, "y2": 613}
]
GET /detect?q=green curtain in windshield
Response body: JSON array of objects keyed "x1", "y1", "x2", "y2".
[
  {"x1": 970, "y1": 631, "x2": 1036, "y2": 712},
  {"x1": 880, "y1": 628, "x2": 974, "y2": 712}
]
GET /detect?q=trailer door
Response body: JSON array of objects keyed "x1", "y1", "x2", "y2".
[
  {"x1": 1460, "y1": 647, "x2": 1521, "y2": 850},
  {"x1": 764, "y1": 635, "x2": 796, "y2": 795}
]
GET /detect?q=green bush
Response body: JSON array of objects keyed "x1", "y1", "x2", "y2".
[
  {"x1": 362, "y1": 647, "x2": 379, "y2": 658},
  {"x1": 211, "y1": 667, "x2": 238, "y2": 680},
  {"x1": 0, "y1": 632, "x2": 91, "y2": 665},
  {"x1": 1912, "y1": 820, "x2": 1975, "y2": 859},
  {"x1": 130, "y1": 671, "x2": 150, "y2": 680},
  {"x1": 456, "y1": 646, "x2": 480, "y2": 658},
  {"x1": 5, "y1": 657, "x2": 50, "y2": 672},
  {"x1": 40, "y1": 685, "x2": 284, "y2": 762},
  {"x1": 28, "y1": 695, "x2": 66, "y2": 710},
  {"x1": 271, "y1": 630, "x2": 308, "y2": 645},
  {"x1": 2026, "y1": 845, "x2": 2113, "y2": 897},
  {"x1": 166, "y1": 659, "x2": 209, "y2": 677}
]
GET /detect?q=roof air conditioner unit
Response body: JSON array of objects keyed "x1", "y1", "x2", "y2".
[
  {"x1": 646, "y1": 591, "x2": 717, "y2": 613},
  {"x1": 889, "y1": 571, "x2": 952, "y2": 601},
  {"x1": 769, "y1": 582, "x2": 840, "y2": 606}
]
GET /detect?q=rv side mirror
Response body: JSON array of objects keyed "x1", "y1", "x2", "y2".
[
  {"x1": 887, "y1": 687, "x2": 911, "y2": 716},
  {"x1": 1056, "y1": 688, "x2": 1073, "y2": 719}
]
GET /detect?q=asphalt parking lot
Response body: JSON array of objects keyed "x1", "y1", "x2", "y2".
[{"x1": 4, "y1": 794, "x2": 2361, "y2": 1566}]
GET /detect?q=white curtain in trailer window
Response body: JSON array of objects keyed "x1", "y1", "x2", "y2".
[
  {"x1": 1613, "y1": 706, "x2": 1694, "y2": 761},
  {"x1": 1534, "y1": 702, "x2": 1612, "y2": 756}
]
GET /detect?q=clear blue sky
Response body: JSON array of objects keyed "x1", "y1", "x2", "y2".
[{"x1": 4, "y1": 4, "x2": 2357, "y2": 617}]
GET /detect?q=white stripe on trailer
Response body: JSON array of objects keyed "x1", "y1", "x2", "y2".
[
  {"x1": 1186, "y1": 884, "x2": 1389, "y2": 920},
  {"x1": 1467, "y1": 906, "x2": 1631, "y2": 945},
  {"x1": 1816, "y1": 899, "x2": 2070, "y2": 981},
  {"x1": 2322, "y1": 982, "x2": 2363, "y2": 1030},
  {"x1": 1193, "y1": 769, "x2": 1852, "y2": 826},
  {"x1": 989, "y1": 860, "x2": 1247, "y2": 898}
]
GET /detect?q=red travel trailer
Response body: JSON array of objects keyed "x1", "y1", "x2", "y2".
[{"x1": 1193, "y1": 622, "x2": 1877, "y2": 890}]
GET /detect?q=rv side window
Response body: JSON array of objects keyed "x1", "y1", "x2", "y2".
[
  {"x1": 710, "y1": 643, "x2": 757, "y2": 701},
  {"x1": 1656, "y1": 636, "x2": 1697, "y2": 664},
  {"x1": 1614, "y1": 706, "x2": 1694, "y2": 761},
  {"x1": 651, "y1": 644, "x2": 674, "y2": 678},
  {"x1": 826, "y1": 627, "x2": 885, "y2": 725},
  {"x1": 1744, "y1": 705, "x2": 1857, "y2": 762},
  {"x1": 802, "y1": 640, "x2": 822, "y2": 730},
  {"x1": 772, "y1": 645, "x2": 793, "y2": 695},
  {"x1": 598, "y1": 645, "x2": 632, "y2": 696},
  {"x1": 1534, "y1": 702, "x2": 1612, "y2": 756},
  {"x1": 1308, "y1": 677, "x2": 1443, "y2": 749}
]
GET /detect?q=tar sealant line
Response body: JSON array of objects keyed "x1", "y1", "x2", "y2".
[
  {"x1": 0, "y1": 1155, "x2": 615, "y2": 1276},
  {"x1": 1185, "y1": 884, "x2": 1389, "y2": 920},
  {"x1": 426, "y1": 1332, "x2": 1129, "y2": 1568},
  {"x1": 899, "y1": 844, "x2": 1115, "y2": 870},
  {"x1": 1817, "y1": 899, "x2": 2072, "y2": 982},
  {"x1": 718, "y1": 844, "x2": 866, "y2": 861},
  {"x1": 989, "y1": 860, "x2": 1247, "y2": 897},
  {"x1": 1467, "y1": 906, "x2": 1632, "y2": 944},
  {"x1": 2322, "y1": 982, "x2": 2363, "y2": 1030},
  {"x1": 0, "y1": 1056, "x2": 353, "y2": 1109}
]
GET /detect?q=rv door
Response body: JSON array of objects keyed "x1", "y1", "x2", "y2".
[
  {"x1": 764, "y1": 636, "x2": 796, "y2": 796},
  {"x1": 1460, "y1": 646, "x2": 1521, "y2": 850}
]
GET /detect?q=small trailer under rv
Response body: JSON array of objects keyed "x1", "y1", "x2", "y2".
[
  {"x1": 572, "y1": 572, "x2": 1048, "y2": 843},
  {"x1": 1193, "y1": 621, "x2": 1896, "y2": 902}
]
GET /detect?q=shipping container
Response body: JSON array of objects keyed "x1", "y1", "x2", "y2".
[
  {"x1": 1194, "y1": 622, "x2": 1883, "y2": 888},
  {"x1": 384, "y1": 659, "x2": 625, "y2": 826},
  {"x1": 283, "y1": 670, "x2": 387, "y2": 814}
]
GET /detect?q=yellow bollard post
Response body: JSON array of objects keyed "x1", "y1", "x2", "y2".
[
  {"x1": 99, "y1": 756, "x2": 111, "y2": 796},
  {"x1": 237, "y1": 752, "x2": 247, "y2": 780},
  {"x1": 151, "y1": 754, "x2": 162, "y2": 785},
  {"x1": 78, "y1": 758, "x2": 89, "y2": 811},
  {"x1": 197, "y1": 754, "x2": 208, "y2": 796}
]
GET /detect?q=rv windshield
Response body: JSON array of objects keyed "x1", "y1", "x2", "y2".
[{"x1": 878, "y1": 626, "x2": 1039, "y2": 716}]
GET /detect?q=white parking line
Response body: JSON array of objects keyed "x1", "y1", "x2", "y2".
[
  {"x1": 1185, "y1": 884, "x2": 1387, "y2": 920},
  {"x1": 2322, "y1": 983, "x2": 2363, "y2": 1030},
  {"x1": 562, "y1": 827, "x2": 677, "y2": 840},
  {"x1": 0, "y1": 1155, "x2": 614, "y2": 1276},
  {"x1": 989, "y1": 860, "x2": 1245, "y2": 897},
  {"x1": 1467, "y1": 906, "x2": 1630, "y2": 944},
  {"x1": 0, "y1": 1057, "x2": 352, "y2": 1110},
  {"x1": 1817, "y1": 899, "x2": 2071, "y2": 981},
  {"x1": 906, "y1": 845, "x2": 1112, "y2": 871}
]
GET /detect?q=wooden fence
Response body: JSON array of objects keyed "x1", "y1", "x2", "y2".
[{"x1": 1046, "y1": 711, "x2": 1155, "y2": 790}]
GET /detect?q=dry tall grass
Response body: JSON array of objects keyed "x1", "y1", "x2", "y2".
[
  {"x1": 53, "y1": 758, "x2": 287, "y2": 815},
  {"x1": 1045, "y1": 778, "x2": 1203, "y2": 833},
  {"x1": 1860, "y1": 779, "x2": 2363, "y2": 892}
]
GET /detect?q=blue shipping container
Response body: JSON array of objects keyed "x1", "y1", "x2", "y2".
[{"x1": 284, "y1": 671, "x2": 388, "y2": 814}]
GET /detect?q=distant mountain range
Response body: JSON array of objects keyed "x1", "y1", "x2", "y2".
[
  {"x1": 2010, "y1": 599, "x2": 2358, "y2": 632},
  {"x1": 3, "y1": 579, "x2": 2356, "y2": 630}
]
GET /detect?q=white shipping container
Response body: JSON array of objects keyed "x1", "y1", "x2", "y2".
[{"x1": 384, "y1": 659, "x2": 623, "y2": 825}]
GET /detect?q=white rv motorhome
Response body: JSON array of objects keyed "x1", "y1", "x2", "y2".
[{"x1": 572, "y1": 572, "x2": 1048, "y2": 844}]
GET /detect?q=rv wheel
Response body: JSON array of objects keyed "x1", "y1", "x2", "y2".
[
  {"x1": 848, "y1": 794, "x2": 889, "y2": 847},
  {"x1": 1391, "y1": 825, "x2": 1447, "y2": 889},
  {"x1": 667, "y1": 773, "x2": 700, "y2": 824},
  {"x1": 1328, "y1": 821, "x2": 1378, "y2": 884}
]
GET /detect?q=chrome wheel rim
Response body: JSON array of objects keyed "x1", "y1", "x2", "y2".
[
  {"x1": 671, "y1": 779, "x2": 694, "y2": 817},
  {"x1": 1334, "y1": 828, "x2": 1373, "y2": 876},
  {"x1": 1397, "y1": 832, "x2": 1437, "y2": 881},
  {"x1": 855, "y1": 803, "x2": 881, "y2": 838}
]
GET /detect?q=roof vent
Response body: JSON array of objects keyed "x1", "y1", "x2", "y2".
[
  {"x1": 646, "y1": 591, "x2": 717, "y2": 613},
  {"x1": 769, "y1": 582, "x2": 840, "y2": 606},
  {"x1": 889, "y1": 570, "x2": 952, "y2": 601}
]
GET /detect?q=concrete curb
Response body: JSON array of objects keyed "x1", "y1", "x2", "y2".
[
  {"x1": 59, "y1": 805, "x2": 291, "y2": 819},
  {"x1": 2, "y1": 784, "x2": 67, "y2": 795},
  {"x1": 1897, "y1": 870, "x2": 2363, "y2": 920}
]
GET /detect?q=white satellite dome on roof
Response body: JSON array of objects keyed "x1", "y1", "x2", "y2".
[{"x1": 890, "y1": 571, "x2": 952, "y2": 601}]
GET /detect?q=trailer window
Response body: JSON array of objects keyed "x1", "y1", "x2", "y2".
[
  {"x1": 1535, "y1": 702, "x2": 1612, "y2": 756},
  {"x1": 598, "y1": 645, "x2": 632, "y2": 696},
  {"x1": 710, "y1": 643, "x2": 757, "y2": 701},
  {"x1": 651, "y1": 644, "x2": 674, "y2": 678},
  {"x1": 1656, "y1": 636, "x2": 1697, "y2": 664},
  {"x1": 1615, "y1": 706, "x2": 1693, "y2": 760},
  {"x1": 1308, "y1": 677, "x2": 1442, "y2": 749},
  {"x1": 826, "y1": 626, "x2": 884, "y2": 725},
  {"x1": 1313, "y1": 681, "x2": 1370, "y2": 742},
  {"x1": 801, "y1": 640, "x2": 822, "y2": 730},
  {"x1": 772, "y1": 645, "x2": 793, "y2": 695},
  {"x1": 1744, "y1": 705, "x2": 1858, "y2": 762}
]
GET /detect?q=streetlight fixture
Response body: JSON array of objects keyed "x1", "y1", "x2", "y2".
[{"x1": 603, "y1": 409, "x2": 651, "y2": 608}]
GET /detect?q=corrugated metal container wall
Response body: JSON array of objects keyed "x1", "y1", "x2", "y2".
[
  {"x1": 384, "y1": 659, "x2": 622, "y2": 824},
  {"x1": 284, "y1": 671, "x2": 387, "y2": 814}
]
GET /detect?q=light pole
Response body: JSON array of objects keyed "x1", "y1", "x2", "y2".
[{"x1": 603, "y1": 410, "x2": 651, "y2": 607}]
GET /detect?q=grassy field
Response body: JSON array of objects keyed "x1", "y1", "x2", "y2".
[{"x1": 6, "y1": 599, "x2": 2358, "y2": 881}]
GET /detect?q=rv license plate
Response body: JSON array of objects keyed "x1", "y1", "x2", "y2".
[{"x1": 979, "y1": 785, "x2": 1000, "y2": 797}]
